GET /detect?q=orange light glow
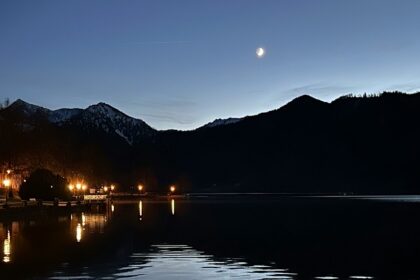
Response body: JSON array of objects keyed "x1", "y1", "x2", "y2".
[
  {"x1": 68, "y1": 184, "x2": 74, "y2": 191},
  {"x1": 76, "y1": 183, "x2": 82, "y2": 190},
  {"x1": 2, "y1": 179, "x2": 11, "y2": 187},
  {"x1": 138, "y1": 184, "x2": 143, "y2": 192},
  {"x1": 170, "y1": 185, "x2": 176, "y2": 193},
  {"x1": 110, "y1": 185, "x2": 115, "y2": 191},
  {"x1": 104, "y1": 186, "x2": 108, "y2": 192}
]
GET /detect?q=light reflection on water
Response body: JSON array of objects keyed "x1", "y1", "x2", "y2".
[
  {"x1": 111, "y1": 244, "x2": 295, "y2": 280},
  {"x1": 139, "y1": 200, "x2": 142, "y2": 220},
  {"x1": 76, "y1": 223, "x2": 82, "y2": 243},
  {"x1": 49, "y1": 244, "x2": 295, "y2": 280},
  {"x1": 171, "y1": 199, "x2": 175, "y2": 215},
  {"x1": 1, "y1": 222, "x2": 18, "y2": 264},
  {"x1": 2, "y1": 197, "x2": 419, "y2": 279},
  {"x1": 3, "y1": 230, "x2": 11, "y2": 263},
  {"x1": 72, "y1": 212, "x2": 108, "y2": 243}
]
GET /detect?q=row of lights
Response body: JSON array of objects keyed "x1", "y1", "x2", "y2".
[
  {"x1": 137, "y1": 184, "x2": 176, "y2": 193},
  {"x1": 69, "y1": 183, "x2": 116, "y2": 193},
  {"x1": 4, "y1": 176, "x2": 176, "y2": 195},
  {"x1": 68, "y1": 183, "x2": 87, "y2": 192},
  {"x1": 103, "y1": 185, "x2": 115, "y2": 192}
]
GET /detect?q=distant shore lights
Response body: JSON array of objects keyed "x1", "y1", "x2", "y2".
[
  {"x1": 68, "y1": 181, "x2": 88, "y2": 195},
  {"x1": 103, "y1": 184, "x2": 115, "y2": 193}
]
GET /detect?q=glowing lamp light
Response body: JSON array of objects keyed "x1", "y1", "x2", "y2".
[
  {"x1": 82, "y1": 184, "x2": 87, "y2": 191},
  {"x1": 6, "y1": 169, "x2": 11, "y2": 175},
  {"x1": 104, "y1": 186, "x2": 108, "y2": 192},
  {"x1": 2, "y1": 179, "x2": 11, "y2": 187},
  {"x1": 110, "y1": 185, "x2": 115, "y2": 191},
  {"x1": 68, "y1": 184, "x2": 74, "y2": 191},
  {"x1": 138, "y1": 184, "x2": 143, "y2": 192},
  {"x1": 170, "y1": 185, "x2": 176, "y2": 193},
  {"x1": 76, "y1": 183, "x2": 82, "y2": 190}
]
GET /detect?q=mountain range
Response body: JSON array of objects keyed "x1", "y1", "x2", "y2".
[{"x1": 1, "y1": 91, "x2": 419, "y2": 194}]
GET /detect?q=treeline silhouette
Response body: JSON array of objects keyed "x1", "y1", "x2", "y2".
[{"x1": 19, "y1": 169, "x2": 71, "y2": 200}]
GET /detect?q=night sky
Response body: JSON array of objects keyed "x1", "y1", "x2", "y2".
[{"x1": 1, "y1": 0, "x2": 420, "y2": 129}]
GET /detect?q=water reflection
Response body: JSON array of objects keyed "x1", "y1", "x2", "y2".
[
  {"x1": 138, "y1": 200, "x2": 143, "y2": 220},
  {"x1": 3, "y1": 230, "x2": 11, "y2": 263},
  {"x1": 76, "y1": 223, "x2": 82, "y2": 243},
  {"x1": 1, "y1": 198, "x2": 420, "y2": 279},
  {"x1": 1, "y1": 222, "x2": 18, "y2": 264},
  {"x1": 113, "y1": 244, "x2": 294, "y2": 279},
  {"x1": 171, "y1": 199, "x2": 175, "y2": 215},
  {"x1": 71, "y1": 212, "x2": 108, "y2": 243}
]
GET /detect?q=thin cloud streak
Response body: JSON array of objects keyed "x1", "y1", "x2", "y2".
[{"x1": 132, "y1": 40, "x2": 192, "y2": 46}]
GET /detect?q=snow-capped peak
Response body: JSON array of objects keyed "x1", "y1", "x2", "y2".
[
  {"x1": 80, "y1": 102, "x2": 156, "y2": 144},
  {"x1": 202, "y1": 117, "x2": 242, "y2": 128},
  {"x1": 86, "y1": 102, "x2": 118, "y2": 116},
  {"x1": 4, "y1": 99, "x2": 156, "y2": 145},
  {"x1": 9, "y1": 99, "x2": 50, "y2": 116},
  {"x1": 85, "y1": 102, "x2": 148, "y2": 127}
]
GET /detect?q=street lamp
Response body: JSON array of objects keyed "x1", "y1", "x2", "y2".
[
  {"x1": 3, "y1": 179, "x2": 11, "y2": 204},
  {"x1": 2, "y1": 179, "x2": 11, "y2": 188},
  {"x1": 138, "y1": 184, "x2": 143, "y2": 192},
  {"x1": 104, "y1": 186, "x2": 108, "y2": 192},
  {"x1": 110, "y1": 185, "x2": 115, "y2": 191},
  {"x1": 170, "y1": 185, "x2": 176, "y2": 193}
]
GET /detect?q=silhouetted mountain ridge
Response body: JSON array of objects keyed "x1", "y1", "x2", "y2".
[
  {"x1": 1, "y1": 91, "x2": 419, "y2": 194},
  {"x1": 1, "y1": 99, "x2": 156, "y2": 145}
]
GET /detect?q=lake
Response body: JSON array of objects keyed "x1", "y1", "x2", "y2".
[{"x1": 1, "y1": 196, "x2": 420, "y2": 279}]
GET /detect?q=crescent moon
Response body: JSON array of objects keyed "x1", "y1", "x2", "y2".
[{"x1": 256, "y1": 47, "x2": 265, "y2": 58}]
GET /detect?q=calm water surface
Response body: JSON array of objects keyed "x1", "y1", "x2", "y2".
[{"x1": 1, "y1": 197, "x2": 420, "y2": 279}]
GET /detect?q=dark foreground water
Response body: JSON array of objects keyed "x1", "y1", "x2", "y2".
[{"x1": 1, "y1": 197, "x2": 420, "y2": 279}]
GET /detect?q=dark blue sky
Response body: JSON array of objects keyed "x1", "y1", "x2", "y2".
[{"x1": 1, "y1": 0, "x2": 420, "y2": 129}]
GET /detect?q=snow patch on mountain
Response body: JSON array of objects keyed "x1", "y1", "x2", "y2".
[
  {"x1": 6, "y1": 99, "x2": 156, "y2": 145},
  {"x1": 115, "y1": 129, "x2": 132, "y2": 145},
  {"x1": 79, "y1": 103, "x2": 156, "y2": 144},
  {"x1": 9, "y1": 99, "x2": 50, "y2": 116},
  {"x1": 203, "y1": 117, "x2": 242, "y2": 128}
]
